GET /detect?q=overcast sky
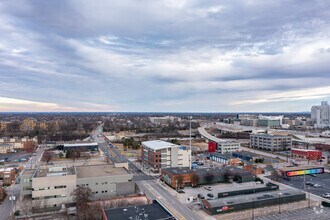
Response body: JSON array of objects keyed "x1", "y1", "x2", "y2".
[{"x1": 0, "y1": 0, "x2": 330, "y2": 112}]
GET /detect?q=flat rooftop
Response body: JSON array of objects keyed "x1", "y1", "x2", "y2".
[
  {"x1": 280, "y1": 165, "x2": 324, "y2": 172},
  {"x1": 34, "y1": 166, "x2": 75, "y2": 178},
  {"x1": 76, "y1": 164, "x2": 130, "y2": 179},
  {"x1": 205, "y1": 189, "x2": 305, "y2": 207},
  {"x1": 104, "y1": 201, "x2": 174, "y2": 220},
  {"x1": 142, "y1": 140, "x2": 180, "y2": 150},
  {"x1": 22, "y1": 169, "x2": 36, "y2": 176}
]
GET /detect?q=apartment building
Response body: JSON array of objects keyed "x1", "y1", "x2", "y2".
[
  {"x1": 311, "y1": 101, "x2": 330, "y2": 128},
  {"x1": 20, "y1": 118, "x2": 37, "y2": 131},
  {"x1": 250, "y1": 134, "x2": 292, "y2": 151},
  {"x1": 141, "y1": 140, "x2": 191, "y2": 173},
  {"x1": 20, "y1": 164, "x2": 134, "y2": 209},
  {"x1": 0, "y1": 167, "x2": 16, "y2": 185}
]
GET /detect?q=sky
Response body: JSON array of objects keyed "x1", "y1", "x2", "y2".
[{"x1": 0, "y1": 0, "x2": 330, "y2": 112}]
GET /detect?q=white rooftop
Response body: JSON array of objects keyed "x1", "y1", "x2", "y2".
[
  {"x1": 63, "y1": 142, "x2": 98, "y2": 147},
  {"x1": 142, "y1": 140, "x2": 179, "y2": 150}
]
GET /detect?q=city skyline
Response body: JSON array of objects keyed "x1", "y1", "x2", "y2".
[{"x1": 1, "y1": 1, "x2": 330, "y2": 112}]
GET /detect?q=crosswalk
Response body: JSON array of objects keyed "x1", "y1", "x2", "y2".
[{"x1": 256, "y1": 207, "x2": 330, "y2": 220}]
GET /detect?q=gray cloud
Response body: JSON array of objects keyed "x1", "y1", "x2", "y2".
[{"x1": 0, "y1": 0, "x2": 330, "y2": 112}]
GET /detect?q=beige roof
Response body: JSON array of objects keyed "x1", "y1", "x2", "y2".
[{"x1": 76, "y1": 164, "x2": 129, "y2": 178}]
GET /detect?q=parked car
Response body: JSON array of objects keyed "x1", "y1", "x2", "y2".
[
  {"x1": 313, "y1": 183, "x2": 321, "y2": 188},
  {"x1": 207, "y1": 193, "x2": 214, "y2": 199},
  {"x1": 322, "y1": 193, "x2": 330, "y2": 198},
  {"x1": 197, "y1": 161, "x2": 204, "y2": 166},
  {"x1": 177, "y1": 189, "x2": 185, "y2": 193},
  {"x1": 197, "y1": 194, "x2": 205, "y2": 199},
  {"x1": 204, "y1": 186, "x2": 212, "y2": 191},
  {"x1": 306, "y1": 181, "x2": 313, "y2": 186}
]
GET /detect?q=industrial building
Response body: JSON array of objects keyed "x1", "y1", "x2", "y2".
[
  {"x1": 232, "y1": 151, "x2": 262, "y2": 162},
  {"x1": 161, "y1": 166, "x2": 256, "y2": 188},
  {"x1": 102, "y1": 200, "x2": 175, "y2": 220},
  {"x1": 20, "y1": 164, "x2": 134, "y2": 210},
  {"x1": 141, "y1": 140, "x2": 191, "y2": 173},
  {"x1": 291, "y1": 148, "x2": 322, "y2": 160},
  {"x1": 250, "y1": 133, "x2": 292, "y2": 151},
  {"x1": 209, "y1": 152, "x2": 241, "y2": 166},
  {"x1": 202, "y1": 189, "x2": 306, "y2": 215}
]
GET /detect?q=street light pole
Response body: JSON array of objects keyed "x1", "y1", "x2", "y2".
[{"x1": 278, "y1": 192, "x2": 282, "y2": 214}]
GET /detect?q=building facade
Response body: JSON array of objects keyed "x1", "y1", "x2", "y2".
[
  {"x1": 250, "y1": 134, "x2": 292, "y2": 151},
  {"x1": 311, "y1": 101, "x2": 330, "y2": 128},
  {"x1": 217, "y1": 141, "x2": 240, "y2": 154},
  {"x1": 141, "y1": 140, "x2": 191, "y2": 173},
  {"x1": 291, "y1": 148, "x2": 322, "y2": 160},
  {"x1": 20, "y1": 164, "x2": 134, "y2": 209}
]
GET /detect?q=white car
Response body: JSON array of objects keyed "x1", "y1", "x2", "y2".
[
  {"x1": 313, "y1": 183, "x2": 321, "y2": 188},
  {"x1": 322, "y1": 193, "x2": 330, "y2": 198},
  {"x1": 204, "y1": 186, "x2": 212, "y2": 191}
]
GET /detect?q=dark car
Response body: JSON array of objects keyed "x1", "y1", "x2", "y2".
[
  {"x1": 197, "y1": 194, "x2": 205, "y2": 199},
  {"x1": 306, "y1": 181, "x2": 313, "y2": 186},
  {"x1": 177, "y1": 189, "x2": 185, "y2": 193},
  {"x1": 207, "y1": 193, "x2": 214, "y2": 198}
]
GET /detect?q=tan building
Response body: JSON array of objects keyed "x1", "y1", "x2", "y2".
[
  {"x1": 20, "y1": 164, "x2": 134, "y2": 210},
  {"x1": 20, "y1": 118, "x2": 37, "y2": 131},
  {"x1": 0, "y1": 122, "x2": 8, "y2": 131},
  {"x1": 0, "y1": 167, "x2": 16, "y2": 185}
]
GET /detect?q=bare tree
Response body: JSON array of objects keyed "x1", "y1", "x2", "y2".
[
  {"x1": 71, "y1": 186, "x2": 99, "y2": 219},
  {"x1": 41, "y1": 151, "x2": 54, "y2": 163}
]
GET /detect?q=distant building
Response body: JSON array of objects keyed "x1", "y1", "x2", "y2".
[
  {"x1": 311, "y1": 101, "x2": 330, "y2": 128},
  {"x1": 141, "y1": 140, "x2": 191, "y2": 173},
  {"x1": 209, "y1": 153, "x2": 241, "y2": 166},
  {"x1": 20, "y1": 164, "x2": 134, "y2": 210},
  {"x1": 250, "y1": 133, "x2": 292, "y2": 151},
  {"x1": 20, "y1": 118, "x2": 37, "y2": 131},
  {"x1": 149, "y1": 116, "x2": 181, "y2": 125}
]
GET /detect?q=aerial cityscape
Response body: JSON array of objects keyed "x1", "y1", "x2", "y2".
[{"x1": 1, "y1": 1, "x2": 330, "y2": 220}]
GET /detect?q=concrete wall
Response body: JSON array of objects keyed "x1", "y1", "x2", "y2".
[
  {"x1": 77, "y1": 174, "x2": 133, "y2": 200},
  {"x1": 32, "y1": 174, "x2": 76, "y2": 207},
  {"x1": 116, "y1": 182, "x2": 136, "y2": 196}
]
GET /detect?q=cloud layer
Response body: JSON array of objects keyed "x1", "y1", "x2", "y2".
[{"x1": 0, "y1": 0, "x2": 330, "y2": 112}]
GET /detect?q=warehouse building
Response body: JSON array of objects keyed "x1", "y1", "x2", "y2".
[
  {"x1": 202, "y1": 189, "x2": 305, "y2": 215},
  {"x1": 141, "y1": 140, "x2": 191, "y2": 173},
  {"x1": 56, "y1": 142, "x2": 99, "y2": 152},
  {"x1": 291, "y1": 148, "x2": 322, "y2": 160},
  {"x1": 209, "y1": 153, "x2": 241, "y2": 166},
  {"x1": 161, "y1": 166, "x2": 255, "y2": 189}
]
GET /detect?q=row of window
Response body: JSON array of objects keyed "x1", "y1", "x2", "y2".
[
  {"x1": 32, "y1": 185, "x2": 66, "y2": 191},
  {"x1": 33, "y1": 194, "x2": 66, "y2": 200},
  {"x1": 92, "y1": 190, "x2": 114, "y2": 194},
  {"x1": 78, "y1": 181, "x2": 115, "y2": 187}
]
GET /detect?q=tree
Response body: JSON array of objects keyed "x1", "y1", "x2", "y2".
[
  {"x1": 71, "y1": 186, "x2": 92, "y2": 215},
  {"x1": 42, "y1": 151, "x2": 54, "y2": 163}
]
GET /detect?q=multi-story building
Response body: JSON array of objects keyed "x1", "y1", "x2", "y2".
[
  {"x1": 141, "y1": 140, "x2": 191, "y2": 173},
  {"x1": 0, "y1": 167, "x2": 16, "y2": 185},
  {"x1": 0, "y1": 122, "x2": 8, "y2": 131},
  {"x1": 311, "y1": 101, "x2": 330, "y2": 127},
  {"x1": 20, "y1": 118, "x2": 37, "y2": 131},
  {"x1": 149, "y1": 116, "x2": 181, "y2": 125},
  {"x1": 20, "y1": 164, "x2": 134, "y2": 210},
  {"x1": 250, "y1": 133, "x2": 292, "y2": 151},
  {"x1": 217, "y1": 141, "x2": 240, "y2": 154}
]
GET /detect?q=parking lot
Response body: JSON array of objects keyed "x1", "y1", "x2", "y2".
[
  {"x1": 0, "y1": 152, "x2": 32, "y2": 163},
  {"x1": 279, "y1": 173, "x2": 330, "y2": 198}
]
